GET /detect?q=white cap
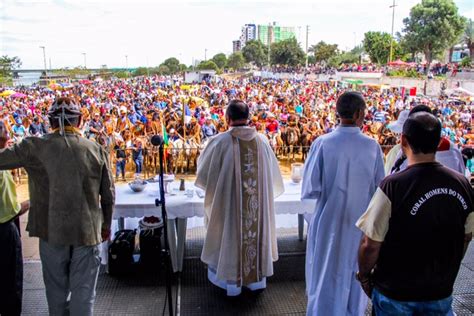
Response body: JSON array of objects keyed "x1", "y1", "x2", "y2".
[{"x1": 387, "y1": 110, "x2": 409, "y2": 134}]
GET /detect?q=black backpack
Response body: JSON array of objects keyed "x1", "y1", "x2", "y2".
[
  {"x1": 139, "y1": 226, "x2": 163, "y2": 270},
  {"x1": 108, "y1": 229, "x2": 136, "y2": 275}
]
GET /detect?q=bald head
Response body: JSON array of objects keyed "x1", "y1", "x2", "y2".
[{"x1": 403, "y1": 112, "x2": 441, "y2": 154}]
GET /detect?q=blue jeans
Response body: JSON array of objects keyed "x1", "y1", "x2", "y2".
[
  {"x1": 116, "y1": 160, "x2": 126, "y2": 178},
  {"x1": 372, "y1": 288, "x2": 454, "y2": 316},
  {"x1": 134, "y1": 157, "x2": 143, "y2": 174}
]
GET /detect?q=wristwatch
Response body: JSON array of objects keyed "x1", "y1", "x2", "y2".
[{"x1": 356, "y1": 271, "x2": 370, "y2": 283}]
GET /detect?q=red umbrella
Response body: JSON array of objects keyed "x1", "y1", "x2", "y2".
[
  {"x1": 79, "y1": 79, "x2": 93, "y2": 85},
  {"x1": 388, "y1": 59, "x2": 409, "y2": 67}
]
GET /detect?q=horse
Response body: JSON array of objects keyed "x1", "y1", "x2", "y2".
[
  {"x1": 284, "y1": 126, "x2": 300, "y2": 162},
  {"x1": 169, "y1": 138, "x2": 188, "y2": 174},
  {"x1": 169, "y1": 137, "x2": 201, "y2": 174}
]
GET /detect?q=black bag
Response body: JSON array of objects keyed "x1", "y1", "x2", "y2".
[
  {"x1": 139, "y1": 226, "x2": 163, "y2": 270},
  {"x1": 108, "y1": 229, "x2": 136, "y2": 275}
]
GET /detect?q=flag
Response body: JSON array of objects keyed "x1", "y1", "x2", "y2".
[{"x1": 162, "y1": 123, "x2": 169, "y2": 146}]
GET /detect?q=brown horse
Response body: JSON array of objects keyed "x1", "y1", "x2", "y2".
[{"x1": 284, "y1": 126, "x2": 300, "y2": 162}]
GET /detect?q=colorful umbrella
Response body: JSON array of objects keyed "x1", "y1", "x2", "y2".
[
  {"x1": 59, "y1": 82, "x2": 74, "y2": 89},
  {"x1": 10, "y1": 92, "x2": 27, "y2": 98},
  {"x1": 0, "y1": 90, "x2": 16, "y2": 97},
  {"x1": 388, "y1": 59, "x2": 409, "y2": 67}
]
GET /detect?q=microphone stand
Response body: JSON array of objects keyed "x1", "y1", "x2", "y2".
[{"x1": 155, "y1": 143, "x2": 174, "y2": 316}]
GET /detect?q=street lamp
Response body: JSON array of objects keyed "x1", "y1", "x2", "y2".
[
  {"x1": 125, "y1": 55, "x2": 128, "y2": 77},
  {"x1": 82, "y1": 52, "x2": 87, "y2": 69},
  {"x1": 389, "y1": 0, "x2": 397, "y2": 63},
  {"x1": 39, "y1": 46, "x2": 47, "y2": 75}
]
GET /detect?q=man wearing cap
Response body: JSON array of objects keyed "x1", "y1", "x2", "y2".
[
  {"x1": 0, "y1": 97, "x2": 115, "y2": 316},
  {"x1": 302, "y1": 91, "x2": 385, "y2": 316},
  {"x1": 202, "y1": 118, "x2": 217, "y2": 140},
  {"x1": 384, "y1": 110, "x2": 409, "y2": 175},
  {"x1": 88, "y1": 112, "x2": 104, "y2": 141},
  {"x1": 12, "y1": 118, "x2": 26, "y2": 142},
  {"x1": 387, "y1": 106, "x2": 465, "y2": 175},
  {"x1": 116, "y1": 106, "x2": 132, "y2": 133},
  {"x1": 356, "y1": 112, "x2": 473, "y2": 315}
]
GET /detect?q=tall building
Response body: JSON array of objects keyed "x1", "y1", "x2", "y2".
[
  {"x1": 257, "y1": 22, "x2": 296, "y2": 46},
  {"x1": 232, "y1": 40, "x2": 242, "y2": 53},
  {"x1": 239, "y1": 24, "x2": 257, "y2": 48},
  {"x1": 233, "y1": 22, "x2": 295, "y2": 52}
]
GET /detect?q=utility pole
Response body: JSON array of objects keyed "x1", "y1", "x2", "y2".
[
  {"x1": 204, "y1": 48, "x2": 208, "y2": 61},
  {"x1": 82, "y1": 52, "x2": 87, "y2": 69},
  {"x1": 125, "y1": 55, "x2": 128, "y2": 76},
  {"x1": 49, "y1": 58, "x2": 52, "y2": 71},
  {"x1": 389, "y1": 0, "x2": 397, "y2": 63},
  {"x1": 305, "y1": 25, "x2": 310, "y2": 69},
  {"x1": 39, "y1": 46, "x2": 47, "y2": 75},
  {"x1": 267, "y1": 22, "x2": 272, "y2": 68},
  {"x1": 146, "y1": 57, "x2": 150, "y2": 76}
]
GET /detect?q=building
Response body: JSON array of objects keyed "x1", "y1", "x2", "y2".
[
  {"x1": 240, "y1": 24, "x2": 257, "y2": 46},
  {"x1": 233, "y1": 22, "x2": 295, "y2": 51},
  {"x1": 233, "y1": 40, "x2": 242, "y2": 53},
  {"x1": 257, "y1": 22, "x2": 296, "y2": 46}
]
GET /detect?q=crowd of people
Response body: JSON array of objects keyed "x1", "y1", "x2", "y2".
[
  {"x1": 0, "y1": 75, "x2": 472, "y2": 179},
  {"x1": 0, "y1": 75, "x2": 473, "y2": 315}
]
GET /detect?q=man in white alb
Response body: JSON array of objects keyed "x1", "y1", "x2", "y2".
[{"x1": 302, "y1": 91, "x2": 385, "y2": 315}]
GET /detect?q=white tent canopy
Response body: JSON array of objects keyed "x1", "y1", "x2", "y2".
[{"x1": 446, "y1": 86, "x2": 474, "y2": 97}]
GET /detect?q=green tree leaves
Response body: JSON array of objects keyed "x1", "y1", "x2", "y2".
[
  {"x1": 402, "y1": 0, "x2": 466, "y2": 72},
  {"x1": 309, "y1": 41, "x2": 339, "y2": 63},
  {"x1": 270, "y1": 38, "x2": 305, "y2": 66},
  {"x1": 211, "y1": 53, "x2": 227, "y2": 69},
  {"x1": 363, "y1": 31, "x2": 402, "y2": 64},
  {"x1": 227, "y1": 52, "x2": 246, "y2": 70},
  {"x1": 242, "y1": 40, "x2": 268, "y2": 67}
]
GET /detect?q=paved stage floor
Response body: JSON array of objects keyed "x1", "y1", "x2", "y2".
[{"x1": 21, "y1": 226, "x2": 474, "y2": 315}]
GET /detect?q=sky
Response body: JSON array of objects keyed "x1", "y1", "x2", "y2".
[{"x1": 1, "y1": 0, "x2": 473, "y2": 69}]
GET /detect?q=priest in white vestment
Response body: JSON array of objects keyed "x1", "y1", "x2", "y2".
[
  {"x1": 195, "y1": 100, "x2": 284, "y2": 296},
  {"x1": 302, "y1": 92, "x2": 385, "y2": 315}
]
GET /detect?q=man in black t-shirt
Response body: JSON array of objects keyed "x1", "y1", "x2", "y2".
[{"x1": 356, "y1": 112, "x2": 473, "y2": 315}]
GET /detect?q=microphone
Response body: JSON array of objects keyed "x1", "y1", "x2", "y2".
[{"x1": 150, "y1": 135, "x2": 164, "y2": 146}]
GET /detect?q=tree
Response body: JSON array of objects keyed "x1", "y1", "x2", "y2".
[
  {"x1": 328, "y1": 50, "x2": 360, "y2": 67},
  {"x1": 227, "y1": 52, "x2": 246, "y2": 70},
  {"x1": 242, "y1": 40, "x2": 268, "y2": 67},
  {"x1": 464, "y1": 19, "x2": 474, "y2": 62},
  {"x1": 196, "y1": 60, "x2": 219, "y2": 71},
  {"x1": 363, "y1": 31, "x2": 403, "y2": 64},
  {"x1": 160, "y1": 57, "x2": 181, "y2": 74},
  {"x1": 402, "y1": 0, "x2": 466, "y2": 73},
  {"x1": 157, "y1": 64, "x2": 170, "y2": 75},
  {"x1": 133, "y1": 67, "x2": 149, "y2": 76},
  {"x1": 0, "y1": 55, "x2": 22, "y2": 84},
  {"x1": 308, "y1": 41, "x2": 338, "y2": 63},
  {"x1": 211, "y1": 53, "x2": 227, "y2": 69},
  {"x1": 178, "y1": 64, "x2": 187, "y2": 72},
  {"x1": 270, "y1": 37, "x2": 306, "y2": 66}
]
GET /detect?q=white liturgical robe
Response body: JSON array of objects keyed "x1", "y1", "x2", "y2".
[
  {"x1": 302, "y1": 126, "x2": 385, "y2": 316},
  {"x1": 195, "y1": 126, "x2": 284, "y2": 294}
]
